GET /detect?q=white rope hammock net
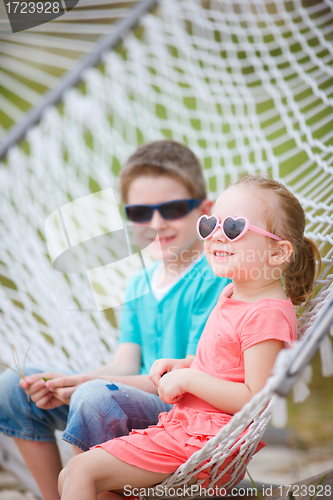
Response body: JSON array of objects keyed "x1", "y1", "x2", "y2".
[
  {"x1": 0, "y1": 0, "x2": 141, "y2": 141},
  {"x1": 0, "y1": 0, "x2": 333, "y2": 493}
]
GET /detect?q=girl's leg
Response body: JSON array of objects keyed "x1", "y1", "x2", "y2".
[
  {"x1": 70, "y1": 445, "x2": 125, "y2": 500},
  {"x1": 59, "y1": 448, "x2": 171, "y2": 500}
]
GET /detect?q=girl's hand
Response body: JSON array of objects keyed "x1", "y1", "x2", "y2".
[
  {"x1": 157, "y1": 369, "x2": 190, "y2": 404},
  {"x1": 20, "y1": 372, "x2": 69, "y2": 409},
  {"x1": 149, "y1": 358, "x2": 193, "y2": 387}
]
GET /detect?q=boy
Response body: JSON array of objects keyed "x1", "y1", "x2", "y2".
[{"x1": 0, "y1": 140, "x2": 230, "y2": 500}]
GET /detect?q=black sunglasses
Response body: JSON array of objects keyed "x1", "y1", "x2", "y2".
[{"x1": 125, "y1": 199, "x2": 203, "y2": 223}]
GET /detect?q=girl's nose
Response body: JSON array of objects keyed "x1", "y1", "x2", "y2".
[{"x1": 212, "y1": 225, "x2": 227, "y2": 243}]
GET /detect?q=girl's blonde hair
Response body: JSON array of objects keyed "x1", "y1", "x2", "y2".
[{"x1": 233, "y1": 175, "x2": 321, "y2": 306}]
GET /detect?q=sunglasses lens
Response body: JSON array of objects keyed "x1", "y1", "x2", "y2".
[
  {"x1": 198, "y1": 216, "x2": 218, "y2": 239},
  {"x1": 223, "y1": 217, "x2": 246, "y2": 240},
  {"x1": 126, "y1": 205, "x2": 152, "y2": 222},
  {"x1": 160, "y1": 201, "x2": 190, "y2": 220}
]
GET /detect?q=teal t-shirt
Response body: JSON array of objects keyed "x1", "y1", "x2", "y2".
[{"x1": 118, "y1": 256, "x2": 230, "y2": 374}]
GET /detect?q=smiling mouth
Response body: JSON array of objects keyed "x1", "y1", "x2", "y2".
[
  {"x1": 213, "y1": 251, "x2": 234, "y2": 257},
  {"x1": 156, "y1": 235, "x2": 176, "y2": 244}
]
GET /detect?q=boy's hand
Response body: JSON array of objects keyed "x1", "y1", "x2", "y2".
[
  {"x1": 44, "y1": 374, "x2": 90, "y2": 405},
  {"x1": 20, "y1": 372, "x2": 69, "y2": 409},
  {"x1": 149, "y1": 358, "x2": 192, "y2": 387},
  {"x1": 157, "y1": 369, "x2": 190, "y2": 404}
]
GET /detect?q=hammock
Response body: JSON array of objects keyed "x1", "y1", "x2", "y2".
[
  {"x1": 0, "y1": 0, "x2": 142, "y2": 142},
  {"x1": 0, "y1": 0, "x2": 333, "y2": 495}
]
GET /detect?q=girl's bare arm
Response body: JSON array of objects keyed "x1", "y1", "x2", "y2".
[{"x1": 157, "y1": 340, "x2": 283, "y2": 413}]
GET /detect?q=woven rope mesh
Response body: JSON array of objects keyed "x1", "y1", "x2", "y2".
[
  {"x1": 0, "y1": 1, "x2": 141, "y2": 141},
  {"x1": 0, "y1": 0, "x2": 333, "y2": 374}
]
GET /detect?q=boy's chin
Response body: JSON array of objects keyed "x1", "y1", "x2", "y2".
[{"x1": 145, "y1": 247, "x2": 175, "y2": 261}]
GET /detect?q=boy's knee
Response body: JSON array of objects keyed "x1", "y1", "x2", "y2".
[
  {"x1": 70, "y1": 379, "x2": 115, "y2": 415},
  {"x1": 65, "y1": 380, "x2": 131, "y2": 450},
  {"x1": 71, "y1": 379, "x2": 98, "y2": 406},
  {"x1": 74, "y1": 379, "x2": 105, "y2": 397}
]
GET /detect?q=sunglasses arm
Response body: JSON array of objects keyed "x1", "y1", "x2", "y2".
[{"x1": 247, "y1": 223, "x2": 282, "y2": 241}]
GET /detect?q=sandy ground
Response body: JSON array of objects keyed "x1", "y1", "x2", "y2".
[
  {"x1": 0, "y1": 468, "x2": 38, "y2": 500},
  {"x1": 245, "y1": 442, "x2": 333, "y2": 488}
]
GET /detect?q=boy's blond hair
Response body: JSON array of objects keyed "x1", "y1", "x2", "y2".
[{"x1": 119, "y1": 140, "x2": 207, "y2": 203}]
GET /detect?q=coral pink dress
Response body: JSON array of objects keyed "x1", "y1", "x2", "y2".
[{"x1": 94, "y1": 284, "x2": 297, "y2": 484}]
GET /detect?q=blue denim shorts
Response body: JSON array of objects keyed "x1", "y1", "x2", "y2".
[{"x1": 0, "y1": 365, "x2": 172, "y2": 451}]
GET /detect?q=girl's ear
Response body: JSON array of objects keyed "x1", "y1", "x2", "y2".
[
  {"x1": 199, "y1": 199, "x2": 213, "y2": 215},
  {"x1": 268, "y1": 240, "x2": 293, "y2": 266}
]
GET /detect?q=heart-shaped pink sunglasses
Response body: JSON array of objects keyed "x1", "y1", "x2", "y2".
[{"x1": 197, "y1": 215, "x2": 282, "y2": 242}]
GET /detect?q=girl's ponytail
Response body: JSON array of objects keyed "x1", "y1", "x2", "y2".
[{"x1": 284, "y1": 236, "x2": 321, "y2": 306}]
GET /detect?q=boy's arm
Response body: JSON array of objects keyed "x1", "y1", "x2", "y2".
[
  {"x1": 76, "y1": 354, "x2": 196, "y2": 396},
  {"x1": 25, "y1": 342, "x2": 144, "y2": 408},
  {"x1": 157, "y1": 340, "x2": 283, "y2": 411},
  {"x1": 186, "y1": 275, "x2": 230, "y2": 356},
  {"x1": 87, "y1": 342, "x2": 142, "y2": 377},
  {"x1": 46, "y1": 353, "x2": 197, "y2": 404}
]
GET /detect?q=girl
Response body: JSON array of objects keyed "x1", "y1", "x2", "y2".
[{"x1": 59, "y1": 176, "x2": 320, "y2": 500}]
